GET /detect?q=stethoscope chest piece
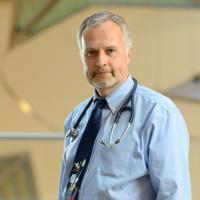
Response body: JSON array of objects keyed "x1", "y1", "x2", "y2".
[{"x1": 65, "y1": 128, "x2": 79, "y2": 142}]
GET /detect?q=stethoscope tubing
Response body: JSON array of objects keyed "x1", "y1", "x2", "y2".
[{"x1": 65, "y1": 77, "x2": 138, "y2": 147}]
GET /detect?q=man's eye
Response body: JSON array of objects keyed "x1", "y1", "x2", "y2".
[
  {"x1": 86, "y1": 51, "x2": 96, "y2": 56},
  {"x1": 107, "y1": 48, "x2": 116, "y2": 54}
]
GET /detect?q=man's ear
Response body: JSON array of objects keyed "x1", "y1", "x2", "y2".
[{"x1": 127, "y1": 48, "x2": 132, "y2": 64}]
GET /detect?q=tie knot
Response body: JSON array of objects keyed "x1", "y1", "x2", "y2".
[{"x1": 95, "y1": 99, "x2": 107, "y2": 109}]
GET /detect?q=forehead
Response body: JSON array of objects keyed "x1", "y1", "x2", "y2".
[{"x1": 81, "y1": 21, "x2": 125, "y2": 48}]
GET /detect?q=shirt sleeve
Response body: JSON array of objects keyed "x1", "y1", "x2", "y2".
[{"x1": 147, "y1": 105, "x2": 191, "y2": 200}]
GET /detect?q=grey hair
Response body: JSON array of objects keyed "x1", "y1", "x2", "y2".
[{"x1": 77, "y1": 11, "x2": 132, "y2": 50}]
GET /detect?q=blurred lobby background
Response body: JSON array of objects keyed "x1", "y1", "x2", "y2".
[{"x1": 1, "y1": 0, "x2": 200, "y2": 199}]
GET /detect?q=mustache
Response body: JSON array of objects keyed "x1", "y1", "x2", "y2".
[{"x1": 95, "y1": 67, "x2": 111, "y2": 74}]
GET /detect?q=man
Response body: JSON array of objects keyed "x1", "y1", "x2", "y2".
[{"x1": 59, "y1": 12, "x2": 191, "y2": 200}]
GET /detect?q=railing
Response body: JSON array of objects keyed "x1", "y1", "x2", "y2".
[{"x1": 0, "y1": 132, "x2": 64, "y2": 140}]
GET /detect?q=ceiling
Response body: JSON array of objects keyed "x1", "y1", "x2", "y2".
[{"x1": 11, "y1": 0, "x2": 200, "y2": 46}]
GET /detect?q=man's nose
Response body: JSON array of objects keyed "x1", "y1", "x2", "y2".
[{"x1": 96, "y1": 52, "x2": 107, "y2": 67}]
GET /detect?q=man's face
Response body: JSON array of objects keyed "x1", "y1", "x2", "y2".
[{"x1": 80, "y1": 20, "x2": 132, "y2": 96}]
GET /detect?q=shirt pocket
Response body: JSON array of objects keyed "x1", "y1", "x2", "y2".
[
  {"x1": 98, "y1": 131, "x2": 138, "y2": 177},
  {"x1": 97, "y1": 126, "x2": 148, "y2": 178}
]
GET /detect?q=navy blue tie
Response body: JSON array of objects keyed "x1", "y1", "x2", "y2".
[{"x1": 66, "y1": 99, "x2": 107, "y2": 200}]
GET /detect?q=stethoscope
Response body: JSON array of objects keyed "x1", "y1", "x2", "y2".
[{"x1": 65, "y1": 77, "x2": 137, "y2": 148}]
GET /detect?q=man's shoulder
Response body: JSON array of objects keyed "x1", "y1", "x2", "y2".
[
  {"x1": 72, "y1": 97, "x2": 92, "y2": 114},
  {"x1": 66, "y1": 97, "x2": 91, "y2": 119},
  {"x1": 64, "y1": 97, "x2": 92, "y2": 129},
  {"x1": 136, "y1": 84, "x2": 176, "y2": 110}
]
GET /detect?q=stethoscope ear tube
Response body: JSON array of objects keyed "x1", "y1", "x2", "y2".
[
  {"x1": 101, "y1": 77, "x2": 137, "y2": 148},
  {"x1": 65, "y1": 98, "x2": 93, "y2": 140},
  {"x1": 130, "y1": 77, "x2": 137, "y2": 123},
  {"x1": 73, "y1": 98, "x2": 93, "y2": 129}
]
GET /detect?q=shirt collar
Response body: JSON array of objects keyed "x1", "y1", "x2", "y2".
[{"x1": 93, "y1": 75, "x2": 134, "y2": 113}]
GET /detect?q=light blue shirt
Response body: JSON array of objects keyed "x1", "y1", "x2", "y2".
[{"x1": 59, "y1": 75, "x2": 191, "y2": 200}]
